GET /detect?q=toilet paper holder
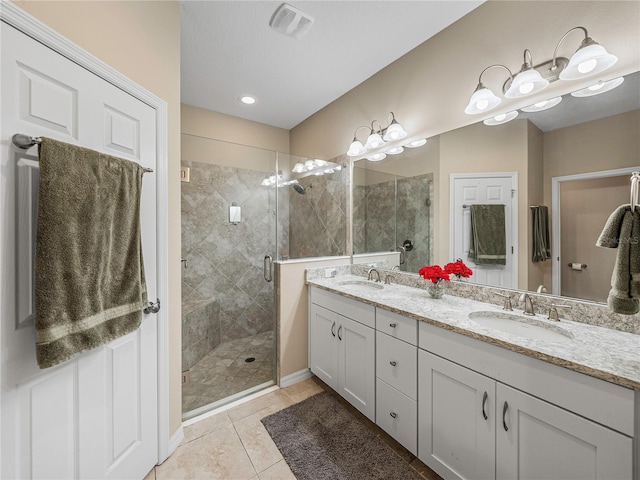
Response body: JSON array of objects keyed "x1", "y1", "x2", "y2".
[{"x1": 567, "y1": 262, "x2": 587, "y2": 270}]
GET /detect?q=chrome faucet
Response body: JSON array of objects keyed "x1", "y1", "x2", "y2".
[
  {"x1": 548, "y1": 303, "x2": 571, "y2": 321},
  {"x1": 391, "y1": 265, "x2": 401, "y2": 271},
  {"x1": 519, "y1": 293, "x2": 535, "y2": 316},
  {"x1": 384, "y1": 273, "x2": 395, "y2": 285},
  {"x1": 367, "y1": 268, "x2": 381, "y2": 282}
]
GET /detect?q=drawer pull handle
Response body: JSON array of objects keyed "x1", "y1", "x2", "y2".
[
  {"x1": 331, "y1": 322, "x2": 336, "y2": 337},
  {"x1": 389, "y1": 323, "x2": 397, "y2": 328},
  {"x1": 389, "y1": 412, "x2": 397, "y2": 419},
  {"x1": 389, "y1": 361, "x2": 397, "y2": 367},
  {"x1": 482, "y1": 391, "x2": 488, "y2": 420},
  {"x1": 502, "y1": 401, "x2": 509, "y2": 431},
  {"x1": 337, "y1": 325, "x2": 342, "y2": 341}
]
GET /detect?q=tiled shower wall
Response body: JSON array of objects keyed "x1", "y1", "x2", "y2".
[
  {"x1": 181, "y1": 161, "x2": 279, "y2": 370},
  {"x1": 287, "y1": 168, "x2": 347, "y2": 259},
  {"x1": 353, "y1": 173, "x2": 433, "y2": 274}
]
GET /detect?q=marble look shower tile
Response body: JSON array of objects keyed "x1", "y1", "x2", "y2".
[
  {"x1": 156, "y1": 422, "x2": 256, "y2": 480},
  {"x1": 218, "y1": 248, "x2": 253, "y2": 285},
  {"x1": 218, "y1": 173, "x2": 253, "y2": 206},
  {"x1": 236, "y1": 265, "x2": 267, "y2": 299}
]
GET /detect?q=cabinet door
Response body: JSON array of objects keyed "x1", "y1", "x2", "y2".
[
  {"x1": 309, "y1": 304, "x2": 338, "y2": 390},
  {"x1": 418, "y1": 351, "x2": 495, "y2": 480},
  {"x1": 497, "y1": 383, "x2": 633, "y2": 480},
  {"x1": 338, "y1": 315, "x2": 375, "y2": 421}
]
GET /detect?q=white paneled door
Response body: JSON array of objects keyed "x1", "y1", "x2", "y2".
[
  {"x1": 451, "y1": 174, "x2": 517, "y2": 289},
  {"x1": 1, "y1": 22, "x2": 158, "y2": 479}
]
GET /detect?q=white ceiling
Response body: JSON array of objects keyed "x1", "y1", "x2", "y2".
[{"x1": 180, "y1": 1, "x2": 483, "y2": 130}]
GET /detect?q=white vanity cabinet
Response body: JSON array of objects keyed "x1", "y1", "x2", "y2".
[
  {"x1": 375, "y1": 309, "x2": 418, "y2": 454},
  {"x1": 418, "y1": 322, "x2": 634, "y2": 480},
  {"x1": 309, "y1": 287, "x2": 376, "y2": 421},
  {"x1": 418, "y1": 350, "x2": 495, "y2": 479}
]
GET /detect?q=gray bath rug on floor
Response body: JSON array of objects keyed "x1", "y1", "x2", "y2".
[{"x1": 261, "y1": 391, "x2": 422, "y2": 480}]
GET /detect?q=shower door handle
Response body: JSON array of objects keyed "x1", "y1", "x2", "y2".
[{"x1": 263, "y1": 255, "x2": 273, "y2": 282}]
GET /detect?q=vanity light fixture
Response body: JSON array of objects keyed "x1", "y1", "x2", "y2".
[
  {"x1": 483, "y1": 111, "x2": 518, "y2": 126},
  {"x1": 504, "y1": 50, "x2": 549, "y2": 98},
  {"x1": 521, "y1": 96, "x2": 563, "y2": 112},
  {"x1": 465, "y1": 26, "x2": 617, "y2": 115},
  {"x1": 571, "y1": 76, "x2": 624, "y2": 98},
  {"x1": 347, "y1": 112, "x2": 409, "y2": 157},
  {"x1": 553, "y1": 27, "x2": 618, "y2": 81}
]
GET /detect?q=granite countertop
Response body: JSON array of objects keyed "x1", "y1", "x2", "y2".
[{"x1": 308, "y1": 274, "x2": 640, "y2": 390}]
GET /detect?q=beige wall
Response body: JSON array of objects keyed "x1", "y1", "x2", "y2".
[
  {"x1": 289, "y1": 1, "x2": 640, "y2": 161},
  {"x1": 527, "y1": 122, "x2": 545, "y2": 290},
  {"x1": 15, "y1": 1, "x2": 184, "y2": 437},
  {"x1": 182, "y1": 104, "x2": 289, "y2": 154},
  {"x1": 277, "y1": 257, "x2": 351, "y2": 379}
]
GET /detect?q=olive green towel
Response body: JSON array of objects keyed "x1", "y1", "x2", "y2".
[
  {"x1": 531, "y1": 205, "x2": 551, "y2": 262},
  {"x1": 35, "y1": 138, "x2": 148, "y2": 368},
  {"x1": 468, "y1": 204, "x2": 507, "y2": 265},
  {"x1": 596, "y1": 205, "x2": 640, "y2": 315}
]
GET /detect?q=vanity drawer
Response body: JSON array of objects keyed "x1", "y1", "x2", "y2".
[
  {"x1": 376, "y1": 308, "x2": 418, "y2": 345},
  {"x1": 376, "y1": 378, "x2": 417, "y2": 455},
  {"x1": 310, "y1": 286, "x2": 375, "y2": 328},
  {"x1": 376, "y1": 331, "x2": 417, "y2": 400}
]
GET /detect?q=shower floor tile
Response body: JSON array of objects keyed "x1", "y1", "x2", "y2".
[{"x1": 182, "y1": 331, "x2": 275, "y2": 414}]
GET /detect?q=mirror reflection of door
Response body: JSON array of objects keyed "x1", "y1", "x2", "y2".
[
  {"x1": 560, "y1": 175, "x2": 626, "y2": 302},
  {"x1": 451, "y1": 173, "x2": 517, "y2": 289}
]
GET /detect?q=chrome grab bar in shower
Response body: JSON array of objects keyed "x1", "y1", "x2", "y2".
[{"x1": 263, "y1": 255, "x2": 273, "y2": 283}]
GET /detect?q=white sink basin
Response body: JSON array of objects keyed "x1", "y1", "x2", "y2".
[
  {"x1": 468, "y1": 311, "x2": 573, "y2": 343},
  {"x1": 337, "y1": 280, "x2": 384, "y2": 291}
]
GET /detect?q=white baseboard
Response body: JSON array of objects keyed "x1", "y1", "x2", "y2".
[
  {"x1": 280, "y1": 368, "x2": 313, "y2": 387},
  {"x1": 168, "y1": 426, "x2": 184, "y2": 456}
]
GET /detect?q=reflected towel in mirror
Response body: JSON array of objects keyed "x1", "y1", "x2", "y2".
[{"x1": 468, "y1": 204, "x2": 506, "y2": 265}]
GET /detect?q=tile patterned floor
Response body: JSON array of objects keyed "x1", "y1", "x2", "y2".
[
  {"x1": 182, "y1": 331, "x2": 275, "y2": 414},
  {"x1": 148, "y1": 377, "x2": 442, "y2": 480}
]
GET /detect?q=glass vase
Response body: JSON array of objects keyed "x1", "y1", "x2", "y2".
[{"x1": 427, "y1": 281, "x2": 446, "y2": 299}]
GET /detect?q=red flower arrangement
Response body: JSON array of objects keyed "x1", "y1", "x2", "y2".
[
  {"x1": 418, "y1": 265, "x2": 450, "y2": 283},
  {"x1": 443, "y1": 259, "x2": 473, "y2": 280},
  {"x1": 418, "y1": 260, "x2": 473, "y2": 283}
]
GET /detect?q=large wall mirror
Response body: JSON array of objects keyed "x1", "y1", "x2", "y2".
[{"x1": 350, "y1": 70, "x2": 640, "y2": 304}]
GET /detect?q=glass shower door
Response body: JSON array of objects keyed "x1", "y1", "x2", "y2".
[{"x1": 180, "y1": 134, "x2": 278, "y2": 419}]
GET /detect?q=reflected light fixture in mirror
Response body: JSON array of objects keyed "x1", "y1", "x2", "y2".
[
  {"x1": 571, "y1": 76, "x2": 624, "y2": 97},
  {"x1": 521, "y1": 96, "x2": 563, "y2": 112},
  {"x1": 405, "y1": 138, "x2": 427, "y2": 148},
  {"x1": 465, "y1": 26, "x2": 617, "y2": 114},
  {"x1": 483, "y1": 110, "x2": 518, "y2": 126},
  {"x1": 386, "y1": 146, "x2": 404, "y2": 155},
  {"x1": 366, "y1": 152, "x2": 386, "y2": 162}
]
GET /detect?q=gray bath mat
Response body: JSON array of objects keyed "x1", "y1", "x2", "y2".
[{"x1": 261, "y1": 392, "x2": 423, "y2": 480}]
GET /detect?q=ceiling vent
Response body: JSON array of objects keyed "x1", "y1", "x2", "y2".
[{"x1": 269, "y1": 3, "x2": 314, "y2": 39}]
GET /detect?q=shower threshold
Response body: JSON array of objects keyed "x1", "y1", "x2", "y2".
[{"x1": 182, "y1": 380, "x2": 276, "y2": 422}]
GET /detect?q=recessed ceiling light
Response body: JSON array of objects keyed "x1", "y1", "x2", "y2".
[{"x1": 239, "y1": 95, "x2": 256, "y2": 105}]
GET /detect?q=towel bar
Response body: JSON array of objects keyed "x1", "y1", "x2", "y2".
[{"x1": 12, "y1": 133, "x2": 153, "y2": 172}]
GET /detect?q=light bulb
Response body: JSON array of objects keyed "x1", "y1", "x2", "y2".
[
  {"x1": 578, "y1": 59, "x2": 597, "y2": 74},
  {"x1": 476, "y1": 99, "x2": 489, "y2": 111},
  {"x1": 519, "y1": 82, "x2": 534, "y2": 95},
  {"x1": 304, "y1": 160, "x2": 314, "y2": 169}
]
